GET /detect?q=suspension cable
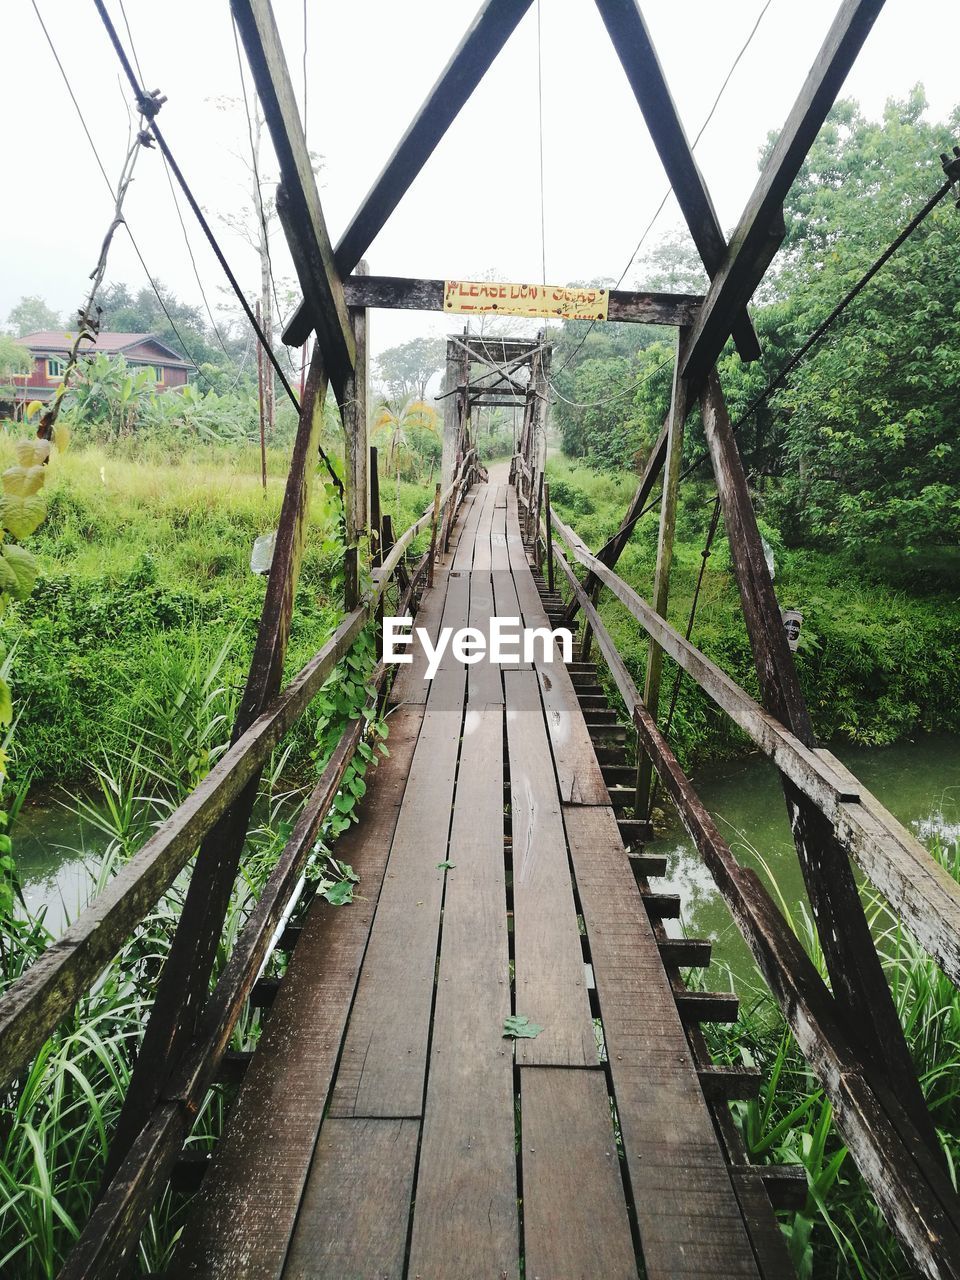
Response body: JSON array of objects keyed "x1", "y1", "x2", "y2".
[
  {"x1": 31, "y1": 0, "x2": 217, "y2": 389},
  {"x1": 91, "y1": 0, "x2": 301, "y2": 414},
  {"x1": 593, "y1": 165, "x2": 960, "y2": 557}
]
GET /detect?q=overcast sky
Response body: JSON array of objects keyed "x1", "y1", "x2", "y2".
[{"x1": 3, "y1": 0, "x2": 957, "y2": 361}]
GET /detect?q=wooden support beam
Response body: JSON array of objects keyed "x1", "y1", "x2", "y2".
[
  {"x1": 562, "y1": 414, "x2": 669, "y2": 629},
  {"x1": 699, "y1": 370, "x2": 939, "y2": 1158},
  {"x1": 295, "y1": 274, "x2": 703, "y2": 328},
  {"x1": 284, "y1": 0, "x2": 534, "y2": 344},
  {"x1": 441, "y1": 339, "x2": 469, "y2": 493},
  {"x1": 548, "y1": 529, "x2": 960, "y2": 989},
  {"x1": 681, "y1": 0, "x2": 886, "y2": 383},
  {"x1": 105, "y1": 347, "x2": 336, "y2": 1178},
  {"x1": 593, "y1": 0, "x2": 760, "y2": 361},
  {"x1": 636, "y1": 328, "x2": 690, "y2": 813},
  {"x1": 341, "y1": 263, "x2": 369, "y2": 609},
  {"x1": 232, "y1": 0, "x2": 354, "y2": 392}
]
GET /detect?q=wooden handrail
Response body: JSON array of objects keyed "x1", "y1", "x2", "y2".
[
  {"x1": 548, "y1": 538, "x2": 960, "y2": 1275},
  {"x1": 550, "y1": 509, "x2": 960, "y2": 988},
  {"x1": 0, "y1": 456, "x2": 480, "y2": 1093},
  {"x1": 0, "y1": 606, "x2": 366, "y2": 1090},
  {"x1": 58, "y1": 668, "x2": 389, "y2": 1277}
]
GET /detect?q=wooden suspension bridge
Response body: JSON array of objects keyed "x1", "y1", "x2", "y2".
[{"x1": 4, "y1": 0, "x2": 960, "y2": 1276}]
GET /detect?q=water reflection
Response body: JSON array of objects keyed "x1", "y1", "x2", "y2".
[{"x1": 648, "y1": 733, "x2": 960, "y2": 987}]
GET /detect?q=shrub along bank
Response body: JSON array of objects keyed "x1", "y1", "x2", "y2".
[{"x1": 546, "y1": 457, "x2": 960, "y2": 770}]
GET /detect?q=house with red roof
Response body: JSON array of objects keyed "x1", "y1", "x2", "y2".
[{"x1": 8, "y1": 331, "x2": 191, "y2": 406}]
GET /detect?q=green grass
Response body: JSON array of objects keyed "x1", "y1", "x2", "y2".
[
  {"x1": 702, "y1": 836, "x2": 960, "y2": 1280},
  {"x1": 0, "y1": 443, "x2": 429, "y2": 789}
]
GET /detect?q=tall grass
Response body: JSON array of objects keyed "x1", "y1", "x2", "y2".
[
  {"x1": 703, "y1": 835, "x2": 960, "y2": 1280},
  {"x1": 0, "y1": 614, "x2": 381, "y2": 1277}
]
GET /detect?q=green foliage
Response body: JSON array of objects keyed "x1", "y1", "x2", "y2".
[
  {"x1": 374, "y1": 335, "x2": 446, "y2": 402},
  {"x1": 556, "y1": 90, "x2": 960, "y2": 557},
  {"x1": 546, "y1": 458, "x2": 960, "y2": 767},
  {"x1": 6, "y1": 296, "x2": 61, "y2": 338},
  {"x1": 0, "y1": 434, "x2": 401, "y2": 1275},
  {"x1": 503, "y1": 1015, "x2": 543, "y2": 1040}
]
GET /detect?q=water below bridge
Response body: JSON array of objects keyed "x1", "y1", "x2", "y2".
[
  {"x1": 649, "y1": 731, "x2": 960, "y2": 984},
  {"x1": 16, "y1": 733, "x2": 960, "y2": 957}
]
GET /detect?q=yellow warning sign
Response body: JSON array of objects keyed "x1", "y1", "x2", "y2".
[{"x1": 443, "y1": 280, "x2": 609, "y2": 321}]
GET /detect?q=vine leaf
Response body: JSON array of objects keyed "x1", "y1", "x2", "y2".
[
  {"x1": 323, "y1": 879, "x2": 355, "y2": 907},
  {"x1": 15, "y1": 439, "x2": 51, "y2": 467},
  {"x1": 503, "y1": 1015, "x2": 543, "y2": 1040},
  {"x1": 0, "y1": 545, "x2": 38, "y2": 601},
  {"x1": 0, "y1": 677, "x2": 12, "y2": 728},
  {"x1": 2, "y1": 466, "x2": 45, "y2": 498},
  {"x1": 0, "y1": 493, "x2": 46, "y2": 540}
]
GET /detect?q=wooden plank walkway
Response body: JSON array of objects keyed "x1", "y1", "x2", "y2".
[{"x1": 174, "y1": 476, "x2": 766, "y2": 1280}]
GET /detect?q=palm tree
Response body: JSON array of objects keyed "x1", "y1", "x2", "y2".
[{"x1": 371, "y1": 396, "x2": 440, "y2": 504}]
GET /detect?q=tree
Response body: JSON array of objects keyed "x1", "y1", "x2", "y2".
[
  {"x1": 7, "y1": 296, "x2": 61, "y2": 337},
  {"x1": 372, "y1": 397, "x2": 440, "y2": 502},
  {"x1": 374, "y1": 336, "x2": 446, "y2": 402},
  {"x1": 750, "y1": 89, "x2": 960, "y2": 551},
  {"x1": 0, "y1": 336, "x2": 31, "y2": 380},
  {"x1": 211, "y1": 93, "x2": 325, "y2": 436}
]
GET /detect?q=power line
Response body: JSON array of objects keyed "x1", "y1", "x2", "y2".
[
  {"x1": 535, "y1": 0, "x2": 547, "y2": 287},
  {"x1": 116, "y1": 2, "x2": 240, "y2": 369},
  {"x1": 90, "y1": 0, "x2": 303, "y2": 414},
  {"x1": 594, "y1": 167, "x2": 958, "y2": 554},
  {"x1": 546, "y1": 352, "x2": 673, "y2": 410},
  {"x1": 91, "y1": 0, "x2": 346, "y2": 495},
  {"x1": 30, "y1": 0, "x2": 218, "y2": 390},
  {"x1": 232, "y1": 15, "x2": 288, "y2": 336},
  {"x1": 551, "y1": 0, "x2": 775, "y2": 384}
]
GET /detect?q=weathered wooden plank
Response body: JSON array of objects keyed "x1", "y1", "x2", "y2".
[
  {"x1": 592, "y1": 0, "x2": 760, "y2": 361},
  {"x1": 295, "y1": 274, "x2": 703, "y2": 327},
  {"x1": 563, "y1": 804, "x2": 761, "y2": 1278},
  {"x1": 505, "y1": 669, "x2": 596, "y2": 1067},
  {"x1": 451, "y1": 486, "x2": 483, "y2": 571},
  {"x1": 231, "y1": 0, "x2": 354, "y2": 391},
  {"x1": 471, "y1": 485, "x2": 495, "y2": 574},
  {"x1": 330, "y1": 574, "x2": 470, "y2": 1116},
  {"x1": 520, "y1": 1068, "x2": 637, "y2": 1280},
  {"x1": 505, "y1": 491, "x2": 611, "y2": 804},
  {"x1": 681, "y1": 0, "x2": 886, "y2": 383},
  {"x1": 389, "y1": 562, "x2": 450, "y2": 707},
  {"x1": 466, "y1": 570, "x2": 504, "y2": 707},
  {"x1": 490, "y1": 502, "x2": 510, "y2": 572},
  {"x1": 282, "y1": 1118, "x2": 420, "y2": 1279},
  {"x1": 408, "y1": 706, "x2": 518, "y2": 1279}
]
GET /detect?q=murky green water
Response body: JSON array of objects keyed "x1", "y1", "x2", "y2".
[
  {"x1": 647, "y1": 733, "x2": 960, "y2": 985},
  {"x1": 15, "y1": 735, "x2": 960, "y2": 963},
  {"x1": 14, "y1": 795, "x2": 118, "y2": 937}
]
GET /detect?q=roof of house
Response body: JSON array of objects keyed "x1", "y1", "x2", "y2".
[{"x1": 16, "y1": 331, "x2": 191, "y2": 368}]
